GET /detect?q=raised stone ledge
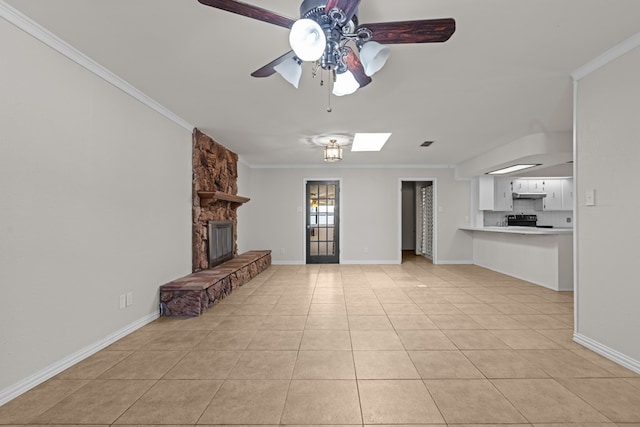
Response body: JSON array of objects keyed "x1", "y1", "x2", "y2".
[{"x1": 160, "y1": 250, "x2": 271, "y2": 317}]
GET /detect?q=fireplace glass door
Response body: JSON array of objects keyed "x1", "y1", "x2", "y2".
[{"x1": 306, "y1": 180, "x2": 339, "y2": 264}]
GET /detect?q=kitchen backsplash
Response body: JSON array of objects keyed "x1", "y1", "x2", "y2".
[{"x1": 484, "y1": 199, "x2": 574, "y2": 227}]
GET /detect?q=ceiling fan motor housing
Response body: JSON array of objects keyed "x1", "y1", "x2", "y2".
[
  {"x1": 298, "y1": 0, "x2": 359, "y2": 72},
  {"x1": 299, "y1": 0, "x2": 358, "y2": 26}
]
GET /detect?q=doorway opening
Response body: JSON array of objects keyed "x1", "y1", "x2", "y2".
[
  {"x1": 306, "y1": 180, "x2": 340, "y2": 264},
  {"x1": 401, "y1": 180, "x2": 435, "y2": 263}
]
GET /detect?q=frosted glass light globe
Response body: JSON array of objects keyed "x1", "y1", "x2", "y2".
[{"x1": 289, "y1": 19, "x2": 326, "y2": 62}]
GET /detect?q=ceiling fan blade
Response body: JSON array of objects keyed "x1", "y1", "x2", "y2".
[
  {"x1": 344, "y1": 48, "x2": 372, "y2": 88},
  {"x1": 358, "y1": 18, "x2": 456, "y2": 44},
  {"x1": 197, "y1": 0, "x2": 295, "y2": 29},
  {"x1": 325, "y1": 0, "x2": 361, "y2": 24},
  {"x1": 251, "y1": 51, "x2": 296, "y2": 78}
]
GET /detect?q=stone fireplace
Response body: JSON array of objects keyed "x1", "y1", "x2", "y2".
[
  {"x1": 159, "y1": 128, "x2": 270, "y2": 317},
  {"x1": 192, "y1": 128, "x2": 244, "y2": 272}
]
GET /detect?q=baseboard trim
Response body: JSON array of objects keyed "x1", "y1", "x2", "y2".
[
  {"x1": 435, "y1": 259, "x2": 474, "y2": 265},
  {"x1": 341, "y1": 260, "x2": 399, "y2": 265},
  {"x1": 0, "y1": 311, "x2": 159, "y2": 406},
  {"x1": 272, "y1": 259, "x2": 472, "y2": 266},
  {"x1": 473, "y1": 262, "x2": 570, "y2": 290},
  {"x1": 573, "y1": 332, "x2": 640, "y2": 375}
]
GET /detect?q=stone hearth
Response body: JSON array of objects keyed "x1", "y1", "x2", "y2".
[{"x1": 160, "y1": 250, "x2": 271, "y2": 317}]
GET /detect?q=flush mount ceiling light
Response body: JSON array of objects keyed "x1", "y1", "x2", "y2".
[
  {"x1": 487, "y1": 164, "x2": 542, "y2": 175},
  {"x1": 323, "y1": 139, "x2": 343, "y2": 162},
  {"x1": 198, "y1": 0, "x2": 456, "y2": 109},
  {"x1": 351, "y1": 133, "x2": 392, "y2": 151}
]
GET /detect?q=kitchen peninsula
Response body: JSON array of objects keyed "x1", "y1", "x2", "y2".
[{"x1": 460, "y1": 226, "x2": 573, "y2": 291}]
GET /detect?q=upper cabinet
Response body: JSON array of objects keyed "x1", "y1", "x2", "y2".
[
  {"x1": 479, "y1": 177, "x2": 574, "y2": 212},
  {"x1": 541, "y1": 180, "x2": 563, "y2": 211},
  {"x1": 479, "y1": 176, "x2": 513, "y2": 211},
  {"x1": 562, "y1": 179, "x2": 574, "y2": 210},
  {"x1": 513, "y1": 178, "x2": 544, "y2": 193}
]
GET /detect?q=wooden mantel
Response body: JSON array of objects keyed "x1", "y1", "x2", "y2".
[{"x1": 197, "y1": 191, "x2": 250, "y2": 207}]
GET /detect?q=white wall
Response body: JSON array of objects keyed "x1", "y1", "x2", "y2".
[
  {"x1": 236, "y1": 160, "x2": 252, "y2": 254},
  {"x1": 0, "y1": 18, "x2": 192, "y2": 398},
  {"x1": 574, "y1": 41, "x2": 640, "y2": 369},
  {"x1": 244, "y1": 167, "x2": 472, "y2": 264}
]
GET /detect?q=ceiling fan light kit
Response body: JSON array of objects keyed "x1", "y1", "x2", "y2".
[
  {"x1": 274, "y1": 57, "x2": 303, "y2": 88},
  {"x1": 359, "y1": 41, "x2": 391, "y2": 77},
  {"x1": 289, "y1": 18, "x2": 326, "y2": 61},
  {"x1": 198, "y1": 0, "x2": 456, "y2": 104},
  {"x1": 333, "y1": 70, "x2": 359, "y2": 96}
]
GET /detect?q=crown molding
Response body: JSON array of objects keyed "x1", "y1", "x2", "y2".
[
  {"x1": 247, "y1": 163, "x2": 455, "y2": 170},
  {"x1": 572, "y1": 31, "x2": 640, "y2": 81},
  {"x1": 0, "y1": 1, "x2": 194, "y2": 132}
]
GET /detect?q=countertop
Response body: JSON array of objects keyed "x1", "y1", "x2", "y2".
[{"x1": 459, "y1": 226, "x2": 573, "y2": 235}]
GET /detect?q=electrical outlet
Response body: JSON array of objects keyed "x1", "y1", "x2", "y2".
[
  {"x1": 126, "y1": 292, "x2": 133, "y2": 307},
  {"x1": 363, "y1": 247, "x2": 369, "y2": 253},
  {"x1": 119, "y1": 294, "x2": 126, "y2": 309},
  {"x1": 280, "y1": 248, "x2": 285, "y2": 254}
]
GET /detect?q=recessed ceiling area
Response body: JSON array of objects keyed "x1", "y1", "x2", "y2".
[{"x1": 5, "y1": 0, "x2": 640, "y2": 172}]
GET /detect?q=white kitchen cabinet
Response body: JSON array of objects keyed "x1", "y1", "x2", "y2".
[
  {"x1": 512, "y1": 179, "x2": 528, "y2": 192},
  {"x1": 529, "y1": 179, "x2": 544, "y2": 192},
  {"x1": 562, "y1": 178, "x2": 574, "y2": 210},
  {"x1": 513, "y1": 178, "x2": 544, "y2": 193},
  {"x1": 542, "y1": 179, "x2": 563, "y2": 211},
  {"x1": 479, "y1": 176, "x2": 513, "y2": 211}
]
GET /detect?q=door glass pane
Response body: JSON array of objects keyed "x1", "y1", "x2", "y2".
[
  {"x1": 318, "y1": 228, "x2": 327, "y2": 240},
  {"x1": 318, "y1": 242, "x2": 327, "y2": 255}
]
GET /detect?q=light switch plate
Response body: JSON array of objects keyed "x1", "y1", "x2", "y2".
[{"x1": 585, "y1": 189, "x2": 596, "y2": 206}]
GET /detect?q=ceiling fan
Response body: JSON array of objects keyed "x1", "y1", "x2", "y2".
[{"x1": 198, "y1": 0, "x2": 456, "y2": 97}]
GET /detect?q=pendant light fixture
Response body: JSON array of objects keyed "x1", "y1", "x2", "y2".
[{"x1": 323, "y1": 139, "x2": 343, "y2": 162}]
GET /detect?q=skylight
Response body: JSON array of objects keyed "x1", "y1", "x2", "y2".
[{"x1": 351, "y1": 133, "x2": 392, "y2": 152}]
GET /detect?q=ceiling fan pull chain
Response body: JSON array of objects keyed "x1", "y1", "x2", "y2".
[{"x1": 327, "y1": 70, "x2": 334, "y2": 113}]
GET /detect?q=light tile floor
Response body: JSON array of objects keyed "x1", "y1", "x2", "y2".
[{"x1": 2, "y1": 254, "x2": 640, "y2": 426}]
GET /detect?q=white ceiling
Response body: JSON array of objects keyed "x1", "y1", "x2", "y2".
[{"x1": 6, "y1": 0, "x2": 640, "y2": 171}]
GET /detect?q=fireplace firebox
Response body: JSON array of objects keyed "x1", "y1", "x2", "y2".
[{"x1": 208, "y1": 220, "x2": 234, "y2": 268}]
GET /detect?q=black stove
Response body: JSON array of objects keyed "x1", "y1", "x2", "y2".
[{"x1": 506, "y1": 214, "x2": 537, "y2": 227}]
